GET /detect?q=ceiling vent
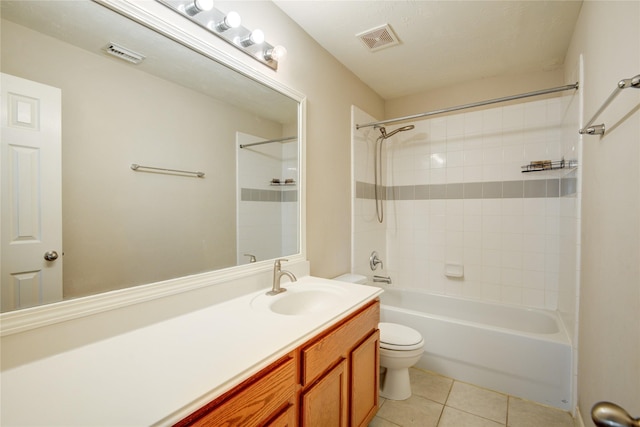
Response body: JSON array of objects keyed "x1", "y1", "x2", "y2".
[
  {"x1": 356, "y1": 24, "x2": 400, "y2": 52},
  {"x1": 103, "y1": 43, "x2": 145, "y2": 64}
]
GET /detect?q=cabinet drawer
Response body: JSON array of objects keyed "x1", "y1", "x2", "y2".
[
  {"x1": 301, "y1": 300, "x2": 379, "y2": 386},
  {"x1": 176, "y1": 354, "x2": 296, "y2": 427}
]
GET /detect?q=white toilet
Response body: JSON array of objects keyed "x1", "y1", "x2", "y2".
[
  {"x1": 333, "y1": 274, "x2": 425, "y2": 401},
  {"x1": 378, "y1": 322, "x2": 424, "y2": 400}
]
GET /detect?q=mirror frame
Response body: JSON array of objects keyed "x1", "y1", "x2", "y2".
[{"x1": 0, "y1": 0, "x2": 306, "y2": 336}]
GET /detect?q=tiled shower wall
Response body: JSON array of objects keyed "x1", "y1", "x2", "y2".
[{"x1": 352, "y1": 93, "x2": 580, "y2": 311}]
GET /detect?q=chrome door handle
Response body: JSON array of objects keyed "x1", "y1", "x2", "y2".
[
  {"x1": 592, "y1": 402, "x2": 640, "y2": 427},
  {"x1": 44, "y1": 251, "x2": 59, "y2": 261}
]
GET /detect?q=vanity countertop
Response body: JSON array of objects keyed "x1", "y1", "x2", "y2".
[{"x1": 1, "y1": 276, "x2": 382, "y2": 426}]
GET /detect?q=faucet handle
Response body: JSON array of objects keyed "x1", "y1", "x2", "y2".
[{"x1": 370, "y1": 251, "x2": 383, "y2": 270}]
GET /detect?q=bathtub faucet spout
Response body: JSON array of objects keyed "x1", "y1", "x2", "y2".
[{"x1": 373, "y1": 275, "x2": 392, "y2": 284}]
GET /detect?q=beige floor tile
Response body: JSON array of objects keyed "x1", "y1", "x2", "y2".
[
  {"x1": 507, "y1": 397, "x2": 574, "y2": 427},
  {"x1": 369, "y1": 415, "x2": 402, "y2": 427},
  {"x1": 439, "y1": 406, "x2": 505, "y2": 427},
  {"x1": 409, "y1": 368, "x2": 453, "y2": 404},
  {"x1": 446, "y1": 381, "x2": 508, "y2": 424},
  {"x1": 376, "y1": 394, "x2": 443, "y2": 427}
]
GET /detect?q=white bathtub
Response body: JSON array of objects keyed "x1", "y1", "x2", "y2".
[{"x1": 379, "y1": 289, "x2": 572, "y2": 410}]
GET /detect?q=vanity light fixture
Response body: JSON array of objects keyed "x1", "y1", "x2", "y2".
[
  {"x1": 157, "y1": 0, "x2": 286, "y2": 71},
  {"x1": 182, "y1": 0, "x2": 213, "y2": 16},
  {"x1": 239, "y1": 29, "x2": 265, "y2": 47},
  {"x1": 264, "y1": 45, "x2": 287, "y2": 62},
  {"x1": 213, "y1": 11, "x2": 241, "y2": 32}
]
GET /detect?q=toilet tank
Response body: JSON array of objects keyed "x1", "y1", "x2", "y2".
[{"x1": 333, "y1": 274, "x2": 367, "y2": 284}]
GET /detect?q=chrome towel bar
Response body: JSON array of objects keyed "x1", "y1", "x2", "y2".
[
  {"x1": 130, "y1": 163, "x2": 204, "y2": 178},
  {"x1": 579, "y1": 74, "x2": 640, "y2": 135}
]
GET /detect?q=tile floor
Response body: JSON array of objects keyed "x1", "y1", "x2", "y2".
[{"x1": 369, "y1": 369, "x2": 575, "y2": 427}]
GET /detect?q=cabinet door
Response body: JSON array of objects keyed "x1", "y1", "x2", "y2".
[
  {"x1": 300, "y1": 359, "x2": 348, "y2": 427},
  {"x1": 350, "y1": 330, "x2": 380, "y2": 427}
]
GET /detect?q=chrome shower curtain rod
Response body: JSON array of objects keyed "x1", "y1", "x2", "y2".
[
  {"x1": 239, "y1": 136, "x2": 297, "y2": 148},
  {"x1": 355, "y1": 82, "x2": 579, "y2": 130}
]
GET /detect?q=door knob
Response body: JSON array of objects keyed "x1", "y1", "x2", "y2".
[
  {"x1": 44, "y1": 251, "x2": 59, "y2": 261},
  {"x1": 592, "y1": 402, "x2": 640, "y2": 427}
]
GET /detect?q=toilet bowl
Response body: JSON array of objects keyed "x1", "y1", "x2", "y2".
[
  {"x1": 379, "y1": 322, "x2": 424, "y2": 400},
  {"x1": 332, "y1": 274, "x2": 425, "y2": 400}
]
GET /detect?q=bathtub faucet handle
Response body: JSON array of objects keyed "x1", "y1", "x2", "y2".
[{"x1": 370, "y1": 251, "x2": 383, "y2": 270}]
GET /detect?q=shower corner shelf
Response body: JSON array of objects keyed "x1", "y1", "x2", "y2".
[
  {"x1": 270, "y1": 179, "x2": 296, "y2": 186},
  {"x1": 521, "y1": 158, "x2": 578, "y2": 174}
]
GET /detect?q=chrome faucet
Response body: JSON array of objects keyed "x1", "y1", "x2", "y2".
[{"x1": 267, "y1": 258, "x2": 297, "y2": 296}]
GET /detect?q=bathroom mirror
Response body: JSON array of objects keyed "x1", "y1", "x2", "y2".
[{"x1": 0, "y1": 0, "x2": 302, "y2": 313}]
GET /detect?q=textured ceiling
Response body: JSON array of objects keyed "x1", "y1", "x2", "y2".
[{"x1": 274, "y1": 1, "x2": 583, "y2": 100}]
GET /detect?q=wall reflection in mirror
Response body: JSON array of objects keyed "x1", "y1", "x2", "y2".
[{"x1": 0, "y1": 0, "x2": 300, "y2": 312}]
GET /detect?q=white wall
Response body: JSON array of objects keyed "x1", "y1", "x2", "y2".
[{"x1": 564, "y1": 1, "x2": 640, "y2": 423}]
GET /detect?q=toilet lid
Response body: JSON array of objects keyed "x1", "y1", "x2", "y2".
[{"x1": 379, "y1": 322, "x2": 424, "y2": 351}]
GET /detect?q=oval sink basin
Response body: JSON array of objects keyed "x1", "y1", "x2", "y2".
[
  {"x1": 251, "y1": 282, "x2": 350, "y2": 316},
  {"x1": 269, "y1": 290, "x2": 343, "y2": 315}
]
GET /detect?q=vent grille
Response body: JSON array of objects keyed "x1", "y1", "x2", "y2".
[
  {"x1": 103, "y1": 43, "x2": 145, "y2": 64},
  {"x1": 356, "y1": 24, "x2": 400, "y2": 52}
]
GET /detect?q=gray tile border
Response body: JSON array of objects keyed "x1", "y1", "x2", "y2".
[
  {"x1": 397, "y1": 185, "x2": 415, "y2": 200},
  {"x1": 446, "y1": 183, "x2": 464, "y2": 199},
  {"x1": 503, "y1": 181, "x2": 524, "y2": 198},
  {"x1": 240, "y1": 188, "x2": 298, "y2": 202},
  {"x1": 482, "y1": 182, "x2": 503, "y2": 198},
  {"x1": 353, "y1": 177, "x2": 569, "y2": 201},
  {"x1": 283, "y1": 190, "x2": 298, "y2": 202},
  {"x1": 561, "y1": 177, "x2": 577, "y2": 197},
  {"x1": 546, "y1": 179, "x2": 560, "y2": 197},
  {"x1": 524, "y1": 180, "x2": 547, "y2": 198},
  {"x1": 415, "y1": 184, "x2": 430, "y2": 200},
  {"x1": 464, "y1": 182, "x2": 483, "y2": 199},
  {"x1": 430, "y1": 184, "x2": 447, "y2": 200}
]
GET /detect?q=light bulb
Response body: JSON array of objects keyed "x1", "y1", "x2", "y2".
[
  {"x1": 214, "y1": 11, "x2": 241, "y2": 32},
  {"x1": 264, "y1": 45, "x2": 287, "y2": 62},
  {"x1": 240, "y1": 29, "x2": 264, "y2": 47},
  {"x1": 183, "y1": 0, "x2": 214, "y2": 16}
]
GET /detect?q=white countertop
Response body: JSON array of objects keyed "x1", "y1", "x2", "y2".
[{"x1": 1, "y1": 276, "x2": 382, "y2": 426}]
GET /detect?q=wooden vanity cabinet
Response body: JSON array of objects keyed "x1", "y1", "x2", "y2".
[
  {"x1": 175, "y1": 299, "x2": 380, "y2": 427},
  {"x1": 298, "y1": 300, "x2": 380, "y2": 427},
  {"x1": 174, "y1": 353, "x2": 296, "y2": 427}
]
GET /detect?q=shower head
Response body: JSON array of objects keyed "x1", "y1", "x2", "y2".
[{"x1": 377, "y1": 125, "x2": 415, "y2": 139}]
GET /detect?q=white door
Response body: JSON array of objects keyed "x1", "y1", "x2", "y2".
[{"x1": 1, "y1": 73, "x2": 63, "y2": 312}]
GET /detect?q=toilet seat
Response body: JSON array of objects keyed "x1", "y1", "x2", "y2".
[{"x1": 379, "y1": 322, "x2": 424, "y2": 351}]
